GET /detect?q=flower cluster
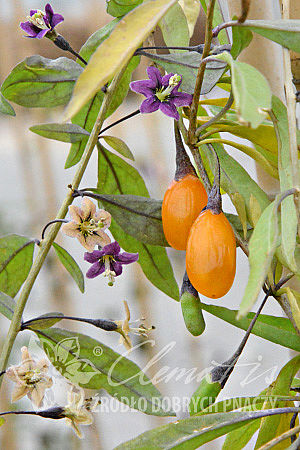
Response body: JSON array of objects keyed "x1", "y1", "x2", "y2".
[
  {"x1": 20, "y1": 3, "x2": 64, "y2": 39},
  {"x1": 130, "y1": 66, "x2": 193, "y2": 121},
  {"x1": 61, "y1": 197, "x2": 138, "y2": 284}
]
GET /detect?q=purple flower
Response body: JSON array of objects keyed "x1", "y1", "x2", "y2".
[
  {"x1": 84, "y1": 241, "x2": 139, "y2": 286},
  {"x1": 130, "y1": 66, "x2": 193, "y2": 121},
  {"x1": 20, "y1": 3, "x2": 64, "y2": 39}
]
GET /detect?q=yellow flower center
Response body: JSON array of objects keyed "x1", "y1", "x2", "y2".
[
  {"x1": 79, "y1": 219, "x2": 104, "y2": 237},
  {"x1": 28, "y1": 11, "x2": 49, "y2": 30},
  {"x1": 155, "y1": 74, "x2": 181, "y2": 102}
]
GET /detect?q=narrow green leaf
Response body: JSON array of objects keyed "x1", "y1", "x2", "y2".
[
  {"x1": 30, "y1": 123, "x2": 89, "y2": 144},
  {"x1": 67, "y1": 56, "x2": 139, "y2": 168},
  {"x1": 78, "y1": 19, "x2": 120, "y2": 65},
  {"x1": 255, "y1": 355, "x2": 300, "y2": 449},
  {"x1": 0, "y1": 235, "x2": 35, "y2": 297},
  {"x1": 1, "y1": 56, "x2": 82, "y2": 108},
  {"x1": 223, "y1": 419, "x2": 260, "y2": 450},
  {"x1": 236, "y1": 20, "x2": 300, "y2": 53},
  {"x1": 231, "y1": 22, "x2": 253, "y2": 59},
  {"x1": 0, "y1": 93, "x2": 15, "y2": 116},
  {"x1": 52, "y1": 242, "x2": 84, "y2": 293},
  {"x1": 25, "y1": 312, "x2": 64, "y2": 330},
  {"x1": 271, "y1": 96, "x2": 298, "y2": 272},
  {"x1": 0, "y1": 291, "x2": 16, "y2": 320},
  {"x1": 201, "y1": 303, "x2": 300, "y2": 352},
  {"x1": 116, "y1": 408, "x2": 300, "y2": 449},
  {"x1": 239, "y1": 191, "x2": 293, "y2": 318},
  {"x1": 87, "y1": 193, "x2": 168, "y2": 247},
  {"x1": 178, "y1": 0, "x2": 200, "y2": 37},
  {"x1": 107, "y1": 0, "x2": 143, "y2": 17},
  {"x1": 142, "y1": 51, "x2": 225, "y2": 94},
  {"x1": 159, "y1": 2, "x2": 190, "y2": 50},
  {"x1": 214, "y1": 52, "x2": 272, "y2": 128},
  {"x1": 37, "y1": 327, "x2": 173, "y2": 416},
  {"x1": 101, "y1": 135, "x2": 134, "y2": 160},
  {"x1": 97, "y1": 146, "x2": 179, "y2": 300},
  {"x1": 65, "y1": 0, "x2": 177, "y2": 119}
]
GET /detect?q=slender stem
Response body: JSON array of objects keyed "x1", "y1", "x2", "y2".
[
  {"x1": 41, "y1": 219, "x2": 69, "y2": 240},
  {"x1": 0, "y1": 62, "x2": 131, "y2": 386},
  {"x1": 188, "y1": 0, "x2": 216, "y2": 144},
  {"x1": 22, "y1": 314, "x2": 118, "y2": 332},
  {"x1": 238, "y1": 0, "x2": 251, "y2": 23},
  {"x1": 212, "y1": 21, "x2": 238, "y2": 38},
  {"x1": 98, "y1": 109, "x2": 140, "y2": 136},
  {"x1": 67, "y1": 47, "x2": 88, "y2": 66},
  {"x1": 135, "y1": 44, "x2": 205, "y2": 54},
  {"x1": 233, "y1": 228, "x2": 249, "y2": 256},
  {"x1": 196, "y1": 91, "x2": 234, "y2": 137}
]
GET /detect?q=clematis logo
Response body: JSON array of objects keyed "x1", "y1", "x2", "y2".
[{"x1": 26, "y1": 334, "x2": 99, "y2": 386}]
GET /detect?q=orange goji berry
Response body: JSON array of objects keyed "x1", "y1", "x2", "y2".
[{"x1": 162, "y1": 175, "x2": 207, "y2": 250}]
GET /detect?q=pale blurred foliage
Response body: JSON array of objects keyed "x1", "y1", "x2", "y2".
[{"x1": 0, "y1": 1, "x2": 290, "y2": 449}]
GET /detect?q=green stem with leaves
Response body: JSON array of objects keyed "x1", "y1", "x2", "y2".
[{"x1": 0, "y1": 63, "x2": 130, "y2": 384}]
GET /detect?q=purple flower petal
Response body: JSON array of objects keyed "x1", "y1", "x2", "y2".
[
  {"x1": 86, "y1": 262, "x2": 105, "y2": 279},
  {"x1": 50, "y1": 13, "x2": 64, "y2": 28},
  {"x1": 20, "y1": 21, "x2": 39, "y2": 37},
  {"x1": 45, "y1": 3, "x2": 54, "y2": 17},
  {"x1": 159, "y1": 102, "x2": 180, "y2": 120},
  {"x1": 84, "y1": 250, "x2": 103, "y2": 263},
  {"x1": 101, "y1": 241, "x2": 121, "y2": 257},
  {"x1": 161, "y1": 73, "x2": 174, "y2": 87},
  {"x1": 171, "y1": 92, "x2": 193, "y2": 107},
  {"x1": 111, "y1": 261, "x2": 123, "y2": 276},
  {"x1": 29, "y1": 9, "x2": 38, "y2": 16},
  {"x1": 129, "y1": 80, "x2": 155, "y2": 97},
  {"x1": 116, "y1": 252, "x2": 139, "y2": 265},
  {"x1": 36, "y1": 29, "x2": 49, "y2": 39},
  {"x1": 146, "y1": 66, "x2": 162, "y2": 87},
  {"x1": 140, "y1": 97, "x2": 160, "y2": 114}
]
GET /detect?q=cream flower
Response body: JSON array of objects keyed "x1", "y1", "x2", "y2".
[
  {"x1": 115, "y1": 301, "x2": 154, "y2": 350},
  {"x1": 62, "y1": 197, "x2": 111, "y2": 251},
  {"x1": 64, "y1": 388, "x2": 94, "y2": 438},
  {"x1": 6, "y1": 346, "x2": 53, "y2": 407}
]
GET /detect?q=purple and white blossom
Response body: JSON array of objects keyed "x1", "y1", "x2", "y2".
[
  {"x1": 84, "y1": 241, "x2": 138, "y2": 286},
  {"x1": 20, "y1": 3, "x2": 64, "y2": 39},
  {"x1": 130, "y1": 66, "x2": 193, "y2": 121}
]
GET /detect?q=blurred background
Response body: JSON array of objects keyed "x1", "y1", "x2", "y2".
[{"x1": 0, "y1": 0, "x2": 295, "y2": 449}]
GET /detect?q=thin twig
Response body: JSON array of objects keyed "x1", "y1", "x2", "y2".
[
  {"x1": 41, "y1": 219, "x2": 69, "y2": 240},
  {"x1": 21, "y1": 314, "x2": 118, "y2": 332},
  {"x1": 98, "y1": 109, "x2": 140, "y2": 136},
  {"x1": 196, "y1": 91, "x2": 234, "y2": 137}
]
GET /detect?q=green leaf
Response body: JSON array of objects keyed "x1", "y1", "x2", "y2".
[
  {"x1": 52, "y1": 242, "x2": 84, "y2": 293},
  {"x1": 107, "y1": 0, "x2": 143, "y2": 17},
  {"x1": 0, "y1": 291, "x2": 16, "y2": 320},
  {"x1": 255, "y1": 355, "x2": 300, "y2": 449},
  {"x1": 87, "y1": 193, "x2": 168, "y2": 247},
  {"x1": 115, "y1": 408, "x2": 300, "y2": 449},
  {"x1": 30, "y1": 123, "x2": 89, "y2": 144},
  {"x1": 178, "y1": 0, "x2": 200, "y2": 37},
  {"x1": 1, "y1": 56, "x2": 82, "y2": 108},
  {"x1": 236, "y1": 20, "x2": 300, "y2": 53},
  {"x1": 0, "y1": 93, "x2": 15, "y2": 116},
  {"x1": 213, "y1": 52, "x2": 272, "y2": 128},
  {"x1": 37, "y1": 327, "x2": 173, "y2": 416},
  {"x1": 100, "y1": 136, "x2": 134, "y2": 160},
  {"x1": 78, "y1": 19, "x2": 120, "y2": 66},
  {"x1": 201, "y1": 303, "x2": 300, "y2": 352},
  {"x1": 65, "y1": 0, "x2": 177, "y2": 119},
  {"x1": 25, "y1": 312, "x2": 64, "y2": 330},
  {"x1": 67, "y1": 56, "x2": 139, "y2": 168},
  {"x1": 271, "y1": 96, "x2": 298, "y2": 272},
  {"x1": 0, "y1": 235, "x2": 35, "y2": 297},
  {"x1": 223, "y1": 419, "x2": 260, "y2": 450},
  {"x1": 159, "y1": 3, "x2": 190, "y2": 49},
  {"x1": 142, "y1": 51, "x2": 225, "y2": 94},
  {"x1": 231, "y1": 22, "x2": 253, "y2": 59},
  {"x1": 239, "y1": 191, "x2": 292, "y2": 318},
  {"x1": 97, "y1": 146, "x2": 179, "y2": 300}
]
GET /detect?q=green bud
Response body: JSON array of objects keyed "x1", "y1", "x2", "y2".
[
  {"x1": 189, "y1": 373, "x2": 222, "y2": 415},
  {"x1": 180, "y1": 272, "x2": 206, "y2": 336}
]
